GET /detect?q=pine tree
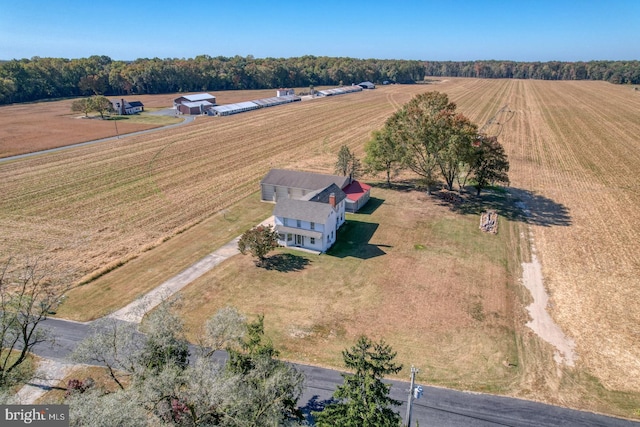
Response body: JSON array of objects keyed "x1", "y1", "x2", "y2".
[{"x1": 314, "y1": 336, "x2": 403, "y2": 427}]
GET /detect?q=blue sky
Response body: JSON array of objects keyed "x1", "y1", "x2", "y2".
[{"x1": 1, "y1": 0, "x2": 638, "y2": 61}]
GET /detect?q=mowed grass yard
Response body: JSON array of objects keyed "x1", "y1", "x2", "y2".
[{"x1": 174, "y1": 184, "x2": 522, "y2": 393}]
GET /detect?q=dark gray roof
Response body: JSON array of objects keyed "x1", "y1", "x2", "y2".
[
  {"x1": 358, "y1": 81, "x2": 375, "y2": 89},
  {"x1": 261, "y1": 169, "x2": 350, "y2": 191},
  {"x1": 305, "y1": 183, "x2": 347, "y2": 205},
  {"x1": 273, "y1": 198, "x2": 333, "y2": 224},
  {"x1": 128, "y1": 101, "x2": 144, "y2": 107}
]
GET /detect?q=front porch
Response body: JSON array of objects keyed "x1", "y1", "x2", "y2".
[{"x1": 276, "y1": 226, "x2": 324, "y2": 254}]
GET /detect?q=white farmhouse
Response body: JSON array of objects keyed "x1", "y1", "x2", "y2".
[
  {"x1": 260, "y1": 169, "x2": 371, "y2": 253},
  {"x1": 273, "y1": 184, "x2": 347, "y2": 252}
]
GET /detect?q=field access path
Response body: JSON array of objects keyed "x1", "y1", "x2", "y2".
[{"x1": 107, "y1": 215, "x2": 274, "y2": 323}]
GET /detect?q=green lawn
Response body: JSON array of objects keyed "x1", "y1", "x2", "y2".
[{"x1": 173, "y1": 185, "x2": 523, "y2": 392}]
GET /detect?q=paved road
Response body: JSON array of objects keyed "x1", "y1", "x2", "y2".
[
  {"x1": 33, "y1": 318, "x2": 639, "y2": 427},
  {"x1": 0, "y1": 113, "x2": 195, "y2": 163}
]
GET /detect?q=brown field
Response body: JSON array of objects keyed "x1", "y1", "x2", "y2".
[
  {"x1": 0, "y1": 100, "x2": 158, "y2": 158},
  {"x1": 1, "y1": 80, "x2": 640, "y2": 417},
  {"x1": 0, "y1": 88, "x2": 318, "y2": 158}
]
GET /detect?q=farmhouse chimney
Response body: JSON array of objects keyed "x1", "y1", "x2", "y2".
[
  {"x1": 329, "y1": 193, "x2": 336, "y2": 208},
  {"x1": 121, "y1": 98, "x2": 126, "y2": 115}
]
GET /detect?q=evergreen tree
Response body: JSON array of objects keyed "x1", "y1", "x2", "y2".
[{"x1": 314, "y1": 336, "x2": 403, "y2": 427}]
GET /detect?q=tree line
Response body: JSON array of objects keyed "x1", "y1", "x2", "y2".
[
  {"x1": 66, "y1": 303, "x2": 407, "y2": 426},
  {"x1": 2, "y1": 54, "x2": 636, "y2": 106},
  {"x1": 424, "y1": 60, "x2": 640, "y2": 84},
  {"x1": 0, "y1": 55, "x2": 426, "y2": 105}
]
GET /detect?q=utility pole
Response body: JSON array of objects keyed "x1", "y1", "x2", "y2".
[{"x1": 405, "y1": 366, "x2": 418, "y2": 427}]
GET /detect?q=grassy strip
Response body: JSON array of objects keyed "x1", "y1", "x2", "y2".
[
  {"x1": 109, "y1": 113, "x2": 182, "y2": 126},
  {"x1": 55, "y1": 192, "x2": 273, "y2": 321}
]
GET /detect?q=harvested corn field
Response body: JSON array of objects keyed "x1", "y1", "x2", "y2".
[{"x1": 1, "y1": 79, "x2": 639, "y2": 415}]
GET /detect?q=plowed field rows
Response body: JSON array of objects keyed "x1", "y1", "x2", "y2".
[
  {"x1": 492, "y1": 80, "x2": 640, "y2": 393},
  {"x1": 2, "y1": 79, "x2": 639, "y2": 398}
]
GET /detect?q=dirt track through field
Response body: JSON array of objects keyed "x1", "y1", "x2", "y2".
[
  {"x1": 516, "y1": 198, "x2": 576, "y2": 367},
  {"x1": 487, "y1": 80, "x2": 640, "y2": 392}
]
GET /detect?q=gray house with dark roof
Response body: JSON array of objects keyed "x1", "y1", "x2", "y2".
[
  {"x1": 260, "y1": 169, "x2": 350, "y2": 203},
  {"x1": 111, "y1": 98, "x2": 144, "y2": 115},
  {"x1": 262, "y1": 170, "x2": 348, "y2": 252}
]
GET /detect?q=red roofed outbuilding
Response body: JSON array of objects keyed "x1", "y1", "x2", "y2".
[{"x1": 342, "y1": 180, "x2": 371, "y2": 212}]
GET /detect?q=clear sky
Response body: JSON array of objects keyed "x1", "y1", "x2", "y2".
[{"x1": 1, "y1": 0, "x2": 638, "y2": 62}]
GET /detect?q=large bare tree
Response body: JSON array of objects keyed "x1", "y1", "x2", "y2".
[{"x1": 0, "y1": 257, "x2": 69, "y2": 388}]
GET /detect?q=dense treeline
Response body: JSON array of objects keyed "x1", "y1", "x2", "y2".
[
  {"x1": 2, "y1": 55, "x2": 637, "y2": 105},
  {"x1": 424, "y1": 60, "x2": 640, "y2": 84},
  {"x1": 0, "y1": 55, "x2": 425, "y2": 104}
]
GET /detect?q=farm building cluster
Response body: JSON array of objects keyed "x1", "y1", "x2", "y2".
[
  {"x1": 260, "y1": 169, "x2": 371, "y2": 253},
  {"x1": 172, "y1": 91, "x2": 300, "y2": 116},
  {"x1": 172, "y1": 81, "x2": 375, "y2": 117},
  {"x1": 209, "y1": 95, "x2": 301, "y2": 116}
]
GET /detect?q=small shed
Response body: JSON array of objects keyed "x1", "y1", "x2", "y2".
[
  {"x1": 342, "y1": 180, "x2": 372, "y2": 212},
  {"x1": 358, "y1": 81, "x2": 375, "y2": 89},
  {"x1": 277, "y1": 88, "x2": 295, "y2": 97}
]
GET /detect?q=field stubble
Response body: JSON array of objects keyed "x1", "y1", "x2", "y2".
[{"x1": 2, "y1": 80, "x2": 640, "y2": 416}]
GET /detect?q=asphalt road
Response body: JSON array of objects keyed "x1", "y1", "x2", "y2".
[{"x1": 35, "y1": 318, "x2": 639, "y2": 426}]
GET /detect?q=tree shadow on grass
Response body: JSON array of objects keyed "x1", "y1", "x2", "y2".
[
  {"x1": 433, "y1": 186, "x2": 571, "y2": 227},
  {"x1": 261, "y1": 253, "x2": 311, "y2": 272}
]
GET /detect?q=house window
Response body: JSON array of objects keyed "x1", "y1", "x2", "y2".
[
  {"x1": 287, "y1": 234, "x2": 292, "y2": 241},
  {"x1": 310, "y1": 222, "x2": 315, "y2": 230},
  {"x1": 296, "y1": 219, "x2": 301, "y2": 228},
  {"x1": 283, "y1": 218, "x2": 288, "y2": 226},
  {"x1": 327, "y1": 235, "x2": 330, "y2": 243},
  {"x1": 278, "y1": 233, "x2": 285, "y2": 241},
  {"x1": 310, "y1": 237, "x2": 315, "y2": 244}
]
